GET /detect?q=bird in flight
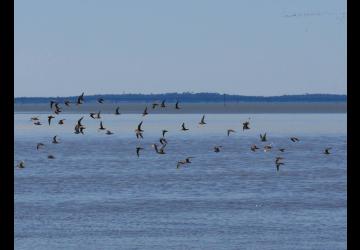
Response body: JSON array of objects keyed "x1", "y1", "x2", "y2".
[
  {"x1": 227, "y1": 129, "x2": 236, "y2": 136},
  {"x1": 115, "y1": 107, "x2": 121, "y2": 115},
  {"x1": 324, "y1": 148, "x2": 332, "y2": 154},
  {"x1": 275, "y1": 157, "x2": 285, "y2": 171},
  {"x1": 161, "y1": 100, "x2": 166, "y2": 108},
  {"x1": 214, "y1": 146, "x2": 222, "y2": 152},
  {"x1": 162, "y1": 129, "x2": 168, "y2": 138},
  {"x1": 152, "y1": 143, "x2": 166, "y2": 154},
  {"x1": 181, "y1": 122, "x2": 189, "y2": 131},
  {"x1": 199, "y1": 115, "x2": 206, "y2": 125},
  {"x1": 135, "y1": 121, "x2": 144, "y2": 139},
  {"x1": 54, "y1": 103, "x2": 62, "y2": 114},
  {"x1": 16, "y1": 161, "x2": 25, "y2": 169},
  {"x1": 243, "y1": 121, "x2": 250, "y2": 130},
  {"x1": 50, "y1": 100, "x2": 56, "y2": 110},
  {"x1": 160, "y1": 138, "x2": 168, "y2": 145},
  {"x1": 99, "y1": 121, "x2": 106, "y2": 131},
  {"x1": 48, "y1": 115, "x2": 55, "y2": 126},
  {"x1": 97, "y1": 98, "x2": 104, "y2": 104},
  {"x1": 64, "y1": 100, "x2": 71, "y2": 106},
  {"x1": 136, "y1": 146, "x2": 144, "y2": 157},
  {"x1": 260, "y1": 133, "x2": 267, "y2": 142},
  {"x1": 175, "y1": 100, "x2": 180, "y2": 109},
  {"x1": 176, "y1": 157, "x2": 193, "y2": 168},
  {"x1": 290, "y1": 137, "x2": 300, "y2": 142},
  {"x1": 52, "y1": 136, "x2": 60, "y2": 144},
  {"x1": 30, "y1": 116, "x2": 39, "y2": 121},
  {"x1": 36, "y1": 143, "x2": 45, "y2": 150},
  {"x1": 142, "y1": 106, "x2": 148, "y2": 116},
  {"x1": 152, "y1": 102, "x2": 159, "y2": 109},
  {"x1": 251, "y1": 144, "x2": 259, "y2": 152},
  {"x1": 264, "y1": 144, "x2": 272, "y2": 152},
  {"x1": 76, "y1": 92, "x2": 85, "y2": 105}
]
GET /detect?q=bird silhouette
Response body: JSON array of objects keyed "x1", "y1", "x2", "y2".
[
  {"x1": 199, "y1": 115, "x2": 206, "y2": 125},
  {"x1": 181, "y1": 123, "x2": 189, "y2": 131},
  {"x1": 227, "y1": 129, "x2": 236, "y2": 136},
  {"x1": 260, "y1": 133, "x2": 267, "y2": 142},
  {"x1": 136, "y1": 146, "x2": 144, "y2": 157}
]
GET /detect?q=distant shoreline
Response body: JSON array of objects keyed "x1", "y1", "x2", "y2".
[{"x1": 14, "y1": 102, "x2": 346, "y2": 114}]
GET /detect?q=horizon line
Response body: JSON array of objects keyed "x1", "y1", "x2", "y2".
[{"x1": 14, "y1": 92, "x2": 347, "y2": 99}]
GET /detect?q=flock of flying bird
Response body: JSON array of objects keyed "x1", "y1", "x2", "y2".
[{"x1": 16, "y1": 92, "x2": 333, "y2": 170}]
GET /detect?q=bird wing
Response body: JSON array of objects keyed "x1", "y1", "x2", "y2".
[{"x1": 138, "y1": 121, "x2": 143, "y2": 130}]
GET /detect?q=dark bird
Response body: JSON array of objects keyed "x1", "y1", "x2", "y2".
[
  {"x1": 152, "y1": 103, "x2": 159, "y2": 109},
  {"x1": 58, "y1": 119, "x2": 65, "y2": 125},
  {"x1": 115, "y1": 106, "x2": 121, "y2": 115},
  {"x1": 50, "y1": 100, "x2": 56, "y2": 109},
  {"x1": 52, "y1": 135, "x2": 59, "y2": 144},
  {"x1": 79, "y1": 126, "x2": 86, "y2": 134},
  {"x1": 75, "y1": 123, "x2": 86, "y2": 135},
  {"x1": 136, "y1": 132, "x2": 144, "y2": 139},
  {"x1": 279, "y1": 148, "x2": 286, "y2": 152},
  {"x1": 160, "y1": 138, "x2": 168, "y2": 145},
  {"x1": 64, "y1": 100, "x2": 71, "y2": 106},
  {"x1": 16, "y1": 161, "x2": 25, "y2": 169},
  {"x1": 30, "y1": 116, "x2": 39, "y2": 121},
  {"x1": 290, "y1": 137, "x2": 300, "y2": 142},
  {"x1": 36, "y1": 143, "x2": 45, "y2": 150},
  {"x1": 243, "y1": 121, "x2": 250, "y2": 130},
  {"x1": 175, "y1": 100, "x2": 180, "y2": 109},
  {"x1": 142, "y1": 106, "x2": 148, "y2": 116},
  {"x1": 90, "y1": 112, "x2": 97, "y2": 119},
  {"x1": 324, "y1": 148, "x2": 332, "y2": 154},
  {"x1": 135, "y1": 121, "x2": 144, "y2": 133},
  {"x1": 135, "y1": 121, "x2": 144, "y2": 139},
  {"x1": 214, "y1": 146, "x2": 222, "y2": 152},
  {"x1": 77, "y1": 117, "x2": 84, "y2": 127},
  {"x1": 264, "y1": 144, "x2": 272, "y2": 152},
  {"x1": 34, "y1": 121, "x2": 42, "y2": 126},
  {"x1": 275, "y1": 157, "x2": 285, "y2": 171},
  {"x1": 152, "y1": 143, "x2": 166, "y2": 154},
  {"x1": 251, "y1": 144, "x2": 259, "y2": 152},
  {"x1": 106, "y1": 130, "x2": 114, "y2": 135},
  {"x1": 260, "y1": 133, "x2": 267, "y2": 142},
  {"x1": 77, "y1": 92, "x2": 84, "y2": 105},
  {"x1": 276, "y1": 161, "x2": 285, "y2": 171},
  {"x1": 227, "y1": 129, "x2": 236, "y2": 136},
  {"x1": 199, "y1": 115, "x2": 206, "y2": 125},
  {"x1": 48, "y1": 155, "x2": 55, "y2": 159},
  {"x1": 48, "y1": 115, "x2": 55, "y2": 125},
  {"x1": 181, "y1": 122, "x2": 189, "y2": 131},
  {"x1": 177, "y1": 157, "x2": 193, "y2": 168},
  {"x1": 136, "y1": 147, "x2": 144, "y2": 157},
  {"x1": 97, "y1": 98, "x2": 104, "y2": 104},
  {"x1": 54, "y1": 103, "x2": 61, "y2": 111},
  {"x1": 99, "y1": 121, "x2": 106, "y2": 130},
  {"x1": 162, "y1": 129, "x2": 168, "y2": 137},
  {"x1": 161, "y1": 100, "x2": 166, "y2": 108}
]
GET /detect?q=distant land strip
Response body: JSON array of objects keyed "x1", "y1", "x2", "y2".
[{"x1": 14, "y1": 93, "x2": 346, "y2": 104}]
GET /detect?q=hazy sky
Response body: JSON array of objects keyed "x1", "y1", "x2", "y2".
[{"x1": 15, "y1": 0, "x2": 346, "y2": 97}]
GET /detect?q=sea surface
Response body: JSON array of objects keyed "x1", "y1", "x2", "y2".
[{"x1": 14, "y1": 113, "x2": 347, "y2": 250}]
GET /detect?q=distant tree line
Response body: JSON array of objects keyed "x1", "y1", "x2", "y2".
[{"x1": 14, "y1": 92, "x2": 347, "y2": 104}]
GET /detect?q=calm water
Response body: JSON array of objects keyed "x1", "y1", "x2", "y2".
[{"x1": 14, "y1": 113, "x2": 347, "y2": 250}]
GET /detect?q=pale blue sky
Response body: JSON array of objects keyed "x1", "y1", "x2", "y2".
[{"x1": 15, "y1": 0, "x2": 346, "y2": 97}]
